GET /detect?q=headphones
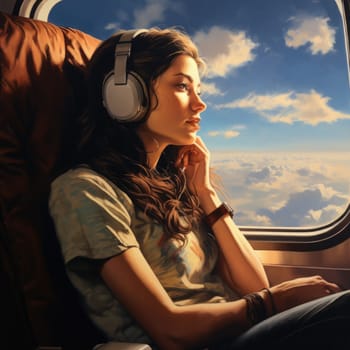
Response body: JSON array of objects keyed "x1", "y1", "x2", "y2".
[{"x1": 102, "y1": 29, "x2": 149, "y2": 122}]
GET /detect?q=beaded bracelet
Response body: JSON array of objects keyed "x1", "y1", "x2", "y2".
[{"x1": 243, "y1": 292, "x2": 267, "y2": 325}]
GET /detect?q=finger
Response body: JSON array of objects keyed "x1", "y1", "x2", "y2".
[
  {"x1": 175, "y1": 146, "x2": 192, "y2": 167},
  {"x1": 192, "y1": 138, "x2": 207, "y2": 153},
  {"x1": 325, "y1": 282, "x2": 342, "y2": 293},
  {"x1": 194, "y1": 136, "x2": 209, "y2": 152},
  {"x1": 190, "y1": 143, "x2": 209, "y2": 163}
]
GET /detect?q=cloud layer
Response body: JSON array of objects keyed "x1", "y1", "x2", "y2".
[{"x1": 211, "y1": 151, "x2": 350, "y2": 227}]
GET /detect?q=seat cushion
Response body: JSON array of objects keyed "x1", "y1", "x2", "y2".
[{"x1": 0, "y1": 11, "x2": 101, "y2": 346}]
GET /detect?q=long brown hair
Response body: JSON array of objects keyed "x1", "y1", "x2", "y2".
[{"x1": 77, "y1": 28, "x2": 206, "y2": 240}]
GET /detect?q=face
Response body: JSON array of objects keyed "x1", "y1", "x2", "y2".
[{"x1": 137, "y1": 54, "x2": 207, "y2": 152}]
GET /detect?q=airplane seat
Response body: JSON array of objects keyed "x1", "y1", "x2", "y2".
[{"x1": 0, "y1": 11, "x2": 151, "y2": 350}]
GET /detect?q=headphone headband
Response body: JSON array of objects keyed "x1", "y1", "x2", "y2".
[{"x1": 113, "y1": 29, "x2": 148, "y2": 85}]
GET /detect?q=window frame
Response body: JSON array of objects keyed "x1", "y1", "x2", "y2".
[{"x1": 242, "y1": 204, "x2": 350, "y2": 250}]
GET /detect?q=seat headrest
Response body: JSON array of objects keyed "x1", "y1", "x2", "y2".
[{"x1": 0, "y1": 11, "x2": 101, "y2": 183}]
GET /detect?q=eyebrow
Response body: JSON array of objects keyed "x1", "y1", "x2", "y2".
[{"x1": 173, "y1": 73, "x2": 200, "y2": 86}]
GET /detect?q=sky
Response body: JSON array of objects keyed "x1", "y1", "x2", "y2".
[{"x1": 49, "y1": 0, "x2": 350, "y2": 228}]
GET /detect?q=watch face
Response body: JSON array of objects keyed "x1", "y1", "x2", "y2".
[{"x1": 224, "y1": 202, "x2": 234, "y2": 217}]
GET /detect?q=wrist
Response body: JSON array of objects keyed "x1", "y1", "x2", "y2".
[
  {"x1": 260, "y1": 288, "x2": 277, "y2": 317},
  {"x1": 243, "y1": 292, "x2": 267, "y2": 326},
  {"x1": 197, "y1": 188, "x2": 221, "y2": 214},
  {"x1": 243, "y1": 288, "x2": 277, "y2": 326}
]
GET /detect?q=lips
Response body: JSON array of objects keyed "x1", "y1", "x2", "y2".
[{"x1": 186, "y1": 118, "x2": 201, "y2": 129}]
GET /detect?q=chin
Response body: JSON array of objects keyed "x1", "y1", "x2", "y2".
[
  {"x1": 169, "y1": 133, "x2": 197, "y2": 146},
  {"x1": 186, "y1": 132, "x2": 198, "y2": 143},
  {"x1": 182, "y1": 135, "x2": 197, "y2": 145}
]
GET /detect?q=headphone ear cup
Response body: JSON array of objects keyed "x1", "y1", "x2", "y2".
[{"x1": 102, "y1": 71, "x2": 149, "y2": 122}]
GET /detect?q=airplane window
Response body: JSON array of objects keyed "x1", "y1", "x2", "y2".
[{"x1": 49, "y1": 0, "x2": 350, "y2": 229}]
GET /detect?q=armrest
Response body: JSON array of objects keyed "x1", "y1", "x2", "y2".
[{"x1": 93, "y1": 342, "x2": 152, "y2": 350}]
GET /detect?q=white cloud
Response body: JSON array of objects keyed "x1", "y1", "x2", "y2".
[
  {"x1": 208, "y1": 129, "x2": 240, "y2": 139},
  {"x1": 308, "y1": 208, "x2": 323, "y2": 221},
  {"x1": 220, "y1": 91, "x2": 293, "y2": 111},
  {"x1": 238, "y1": 211, "x2": 273, "y2": 226},
  {"x1": 201, "y1": 81, "x2": 224, "y2": 96},
  {"x1": 104, "y1": 22, "x2": 119, "y2": 31},
  {"x1": 133, "y1": 0, "x2": 181, "y2": 28},
  {"x1": 265, "y1": 185, "x2": 348, "y2": 227},
  {"x1": 208, "y1": 125, "x2": 244, "y2": 139},
  {"x1": 311, "y1": 183, "x2": 339, "y2": 200},
  {"x1": 224, "y1": 130, "x2": 240, "y2": 138},
  {"x1": 104, "y1": 10, "x2": 129, "y2": 32},
  {"x1": 106, "y1": 0, "x2": 182, "y2": 32},
  {"x1": 193, "y1": 26, "x2": 258, "y2": 78},
  {"x1": 208, "y1": 131, "x2": 220, "y2": 137},
  {"x1": 255, "y1": 214, "x2": 273, "y2": 226},
  {"x1": 216, "y1": 90, "x2": 350, "y2": 125},
  {"x1": 285, "y1": 16, "x2": 336, "y2": 55},
  {"x1": 134, "y1": 0, "x2": 165, "y2": 28},
  {"x1": 307, "y1": 204, "x2": 345, "y2": 225}
]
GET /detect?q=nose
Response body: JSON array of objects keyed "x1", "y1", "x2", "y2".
[{"x1": 191, "y1": 92, "x2": 207, "y2": 113}]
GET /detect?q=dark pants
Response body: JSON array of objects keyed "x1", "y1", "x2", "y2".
[{"x1": 218, "y1": 290, "x2": 350, "y2": 349}]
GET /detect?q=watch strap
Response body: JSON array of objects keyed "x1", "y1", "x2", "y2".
[{"x1": 204, "y1": 202, "x2": 234, "y2": 227}]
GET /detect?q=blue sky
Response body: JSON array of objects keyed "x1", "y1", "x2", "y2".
[
  {"x1": 49, "y1": 0, "x2": 350, "y2": 152},
  {"x1": 49, "y1": 0, "x2": 350, "y2": 227}
]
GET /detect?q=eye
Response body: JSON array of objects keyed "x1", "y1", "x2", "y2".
[{"x1": 177, "y1": 82, "x2": 190, "y2": 91}]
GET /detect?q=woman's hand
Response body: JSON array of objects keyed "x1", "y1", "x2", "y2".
[
  {"x1": 175, "y1": 136, "x2": 214, "y2": 197},
  {"x1": 270, "y1": 275, "x2": 341, "y2": 313}
]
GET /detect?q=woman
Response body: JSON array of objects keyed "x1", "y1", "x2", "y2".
[{"x1": 49, "y1": 28, "x2": 350, "y2": 349}]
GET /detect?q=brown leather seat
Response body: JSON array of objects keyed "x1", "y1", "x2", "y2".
[{"x1": 0, "y1": 11, "x2": 102, "y2": 349}]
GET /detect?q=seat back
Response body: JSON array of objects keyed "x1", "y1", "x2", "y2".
[
  {"x1": 0, "y1": 11, "x2": 103, "y2": 348},
  {"x1": 0, "y1": 205, "x2": 37, "y2": 349}
]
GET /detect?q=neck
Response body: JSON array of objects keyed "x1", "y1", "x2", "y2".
[
  {"x1": 147, "y1": 152, "x2": 161, "y2": 169},
  {"x1": 136, "y1": 128, "x2": 166, "y2": 169}
]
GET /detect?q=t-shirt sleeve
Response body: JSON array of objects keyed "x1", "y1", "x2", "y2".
[{"x1": 49, "y1": 171, "x2": 140, "y2": 266}]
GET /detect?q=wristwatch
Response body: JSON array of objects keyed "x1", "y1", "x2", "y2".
[{"x1": 204, "y1": 202, "x2": 234, "y2": 227}]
